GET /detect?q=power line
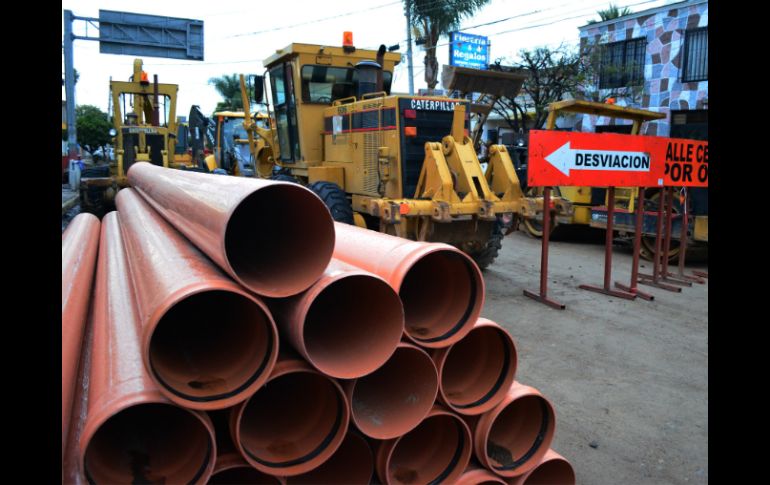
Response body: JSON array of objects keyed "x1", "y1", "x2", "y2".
[{"x1": 224, "y1": 1, "x2": 401, "y2": 38}]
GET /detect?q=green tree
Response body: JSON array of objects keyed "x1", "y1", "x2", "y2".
[
  {"x1": 491, "y1": 44, "x2": 583, "y2": 131},
  {"x1": 70, "y1": 105, "x2": 112, "y2": 157},
  {"x1": 587, "y1": 3, "x2": 632, "y2": 24},
  {"x1": 209, "y1": 74, "x2": 253, "y2": 113},
  {"x1": 405, "y1": 0, "x2": 491, "y2": 90}
]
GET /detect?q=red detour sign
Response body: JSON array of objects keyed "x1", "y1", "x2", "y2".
[
  {"x1": 663, "y1": 138, "x2": 708, "y2": 187},
  {"x1": 528, "y1": 130, "x2": 665, "y2": 187}
]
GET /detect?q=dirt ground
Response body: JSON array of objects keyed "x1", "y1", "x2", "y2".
[{"x1": 484, "y1": 227, "x2": 708, "y2": 485}]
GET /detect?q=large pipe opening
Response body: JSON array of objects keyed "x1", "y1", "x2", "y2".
[
  {"x1": 440, "y1": 325, "x2": 517, "y2": 413},
  {"x1": 350, "y1": 345, "x2": 438, "y2": 439},
  {"x1": 522, "y1": 456, "x2": 575, "y2": 485},
  {"x1": 149, "y1": 290, "x2": 275, "y2": 402},
  {"x1": 286, "y1": 432, "x2": 373, "y2": 484},
  {"x1": 399, "y1": 251, "x2": 482, "y2": 345},
  {"x1": 209, "y1": 466, "x2": 282, "y2": 484},
  {"x1": 385, "y1": 413, "x2": 470, "y2": 485},
  {"x1": 83, "y1": 403, "x2": 212, "y2": 484},
  {"x1": 304, "y1": 275, "x2": 403, "y2": 378},
  {"x1": 238, "y1": 371, "x2": 348, "y2": 473},
  {"x1": 225, "y1": 184, "x2": 335, "y2": 297},
  {"x1": 486, "y1": 396, "x2": 555, "y2": 473}
]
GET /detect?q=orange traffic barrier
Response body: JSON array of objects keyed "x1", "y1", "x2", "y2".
[
  {"x1": 79, "y1": 212, "x2": 216, "y2": 484},
  {"x1": 467, "y1": 381, "x2": 556, "y2": 478},
  {"x1": 332, "y1": 222, "x2": 484, "y2": 348},
  {"x1": 230, "y1": 354, "x2": 350, "y2": 476},
  {"x1": 128, "y1": 162, "x2": 335, "y2": 297},
  {"x1": 376, "y1": 405, "x2": 472, "y2": 485},
  {"x1": 432, "y1": 318, "x2": 517, "y2": 416},
  {"x1": 268, "y1": 258, "x2": 403, "y2": 378},
  {"x1": 62, "y1": 212, "x2": 100, "y2": 459},
  {"x1": 116, "y1": 188, "x2": 278, "y2": 410}
]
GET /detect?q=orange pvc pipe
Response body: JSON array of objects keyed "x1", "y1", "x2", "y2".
[
  {"x1": 467, "y1": 381, "x2": 556, "y2": 478},
  {"x1": 127, "y1": 163, "x2": 335, "y2": 297},
  {"x1": 267, "y1": 258, "x2": 404, "y2": 378},
  {"x1": 116, "y1": 188, "x2": 279, "y2": 410},
  {"x1": 285, "y1": 430, "x2": 374, "y2": 484},
  {"x1": 230, "y1": 354, "x2": 350, "y2": 477},
  {"x1": 207, "y1": 409, "x2": 286, "y2": 484},
  {"x1": 344, "y1": 342, "x2": 438, "y2": 440},
  {"x1": 332, "y1": 222, "x2": 484, "y2": 348},
  {"x1": 79, "y1": 212, "x2": 216, "y2": 484},
  {"x1": 432, "y1": 318, "x2": 518, "y2": 416},
  {"x1": 508, "y1": 449, "x2": 575, "y2": 485},
  {"x1": 62, "y1": 281, "x2": 95, "y2": 485},
  {"x1": 456, "y1": 465, "x2": 507, "y2": 485},
  {"x1": 376, "y1": 405, "x2": 472, "y2": 485},
  {"x1": 209, "y1": 452, "x2": 285, "y2": 484},
  {"x1": 62, "y1": 212, "x2": 100, "y2": 459}
]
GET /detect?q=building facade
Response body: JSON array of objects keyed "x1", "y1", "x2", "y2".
[{"x1": 577, "y1": 0, "x2": 708, "y2": 138}]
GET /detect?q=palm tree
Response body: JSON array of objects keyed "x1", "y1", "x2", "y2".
[
  {"x1": 209, "y1": 74, "x2": 246, "y2": 113},
  {"x1": 587, "y1": 3, "x2": 633, "y2": 24},
  {"x1": 405, "y1": 0, "x2": 491, "y2": 90}
]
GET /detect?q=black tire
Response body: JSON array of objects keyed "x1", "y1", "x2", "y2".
[
  {"x1": 270, "y1": 173, "x2": 301, "y2": 184},
  {"x1": 307, "y1": 181, "x2": 354, "y2": 224},
  {"x1": 469, "y1": 218, "x2": 505, "y2": 270}
]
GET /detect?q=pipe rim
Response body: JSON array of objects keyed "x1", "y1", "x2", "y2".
[
  {"x1": 223, "y1": 182, "x2": 335, "y2": 297},
  {"x1": 234, "y1": 366, "x2": 350, "y2": 475},
  {"x1": 348, "y1": 343, "x2": 438, "y2": 439},
  {"x1": 477, "y1": 386, "x2": 556, "y2": 477},
  {"x1": 301, "y1": 272, "x2": 404, "y2": 379},
  {"x1": 398, "y1": 246, "x2": 484, "y2": 348},
  {"x1": 81, "y1": 401, "x2": 215, "y2": 485},
  {"x1": 145, "y1": 285, "x2": 278, "y2": 408},
  {"x1": 436, "y1": 322, "x2": 517, "y2": 415}
]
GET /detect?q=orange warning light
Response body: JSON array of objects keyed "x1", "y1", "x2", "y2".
[
  {"x1": 405, "y1": 126, "x2": 417, "y2": 137},
  {"x1": 343, "y1": 31, "x2": 354, "y2": 47},
  {"x1": 399, "y1": 203, "x2": 410, "y2": 215}
]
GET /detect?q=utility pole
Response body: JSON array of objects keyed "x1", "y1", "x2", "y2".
[
  {"x1": 63, "y1": 10, "x2": 78, "y2": 159},
  {"x1": 405, "y1": 3, "x2": 415, "y2": 95}
]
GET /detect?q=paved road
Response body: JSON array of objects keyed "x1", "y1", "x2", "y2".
[{"x1": 483, "y1": 228, "x2": 707, "y2": 485}]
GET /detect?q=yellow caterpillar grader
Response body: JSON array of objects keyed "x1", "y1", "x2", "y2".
[
  {"x1": 239, "y1": 38, "x2": 569, "y2": 268},
  {"x1": 79, "y1": 59, "x2": 193, "y2": 215}
]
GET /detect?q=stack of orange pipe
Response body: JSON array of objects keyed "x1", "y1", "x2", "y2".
[{"x1": 61, "y1": 165, "x2": 574, "y2": 484}]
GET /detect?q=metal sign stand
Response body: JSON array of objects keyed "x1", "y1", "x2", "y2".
[
  {"x1": 638, "y1": 188, "x2": 682, "y2": 292},
  {"x1": 673, "y1": 188, "x2": 706, "y2": 284},
  {"x1": 659, "y1": 187, "x2": 692, "y2": 287},
  {"x1": 524, "y1": 187, "x2": 566, "y2": 310},
  {"x1": 615, "y1": 187, "x2": 654, "y2": 300},
  {"x1": 579, "y1": 187, "x2": 636, "y2": 300}
]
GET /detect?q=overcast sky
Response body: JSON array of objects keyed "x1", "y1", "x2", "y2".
[{"x1": 62, "y1": 0, "x2": 675, "y2": 116}]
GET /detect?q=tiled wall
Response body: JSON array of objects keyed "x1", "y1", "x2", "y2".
[{"x1": 578, "y1": 1, "x2": 708, "y2": 136}]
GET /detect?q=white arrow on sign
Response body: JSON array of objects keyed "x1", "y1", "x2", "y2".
[{"x1": 544, "y1": 142, "x2": 651, "y2": 176}]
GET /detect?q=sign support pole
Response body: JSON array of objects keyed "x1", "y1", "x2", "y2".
[
  {"x1": 638, "y1": 188, "x2": 682, "y2": 292},
  {"x1": 524, "y1": 187, "x2": 566, "y2": 310},
  {"x1": 674, "y1": 188, "x2": 706, "y2": 284},
  {"x1": 660, "y1": 187, "x2": 692, "y2": 286},
  {"x1": 579, "y1": 187, "x2": 635, "y2": 299},
  {"x1": 615, "y1": 187, "x2": 654, "y2": 300}
]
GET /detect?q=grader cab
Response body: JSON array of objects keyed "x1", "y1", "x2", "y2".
[{"x1": 245, "y1": 39, "x2": 565, "y2": 268}]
